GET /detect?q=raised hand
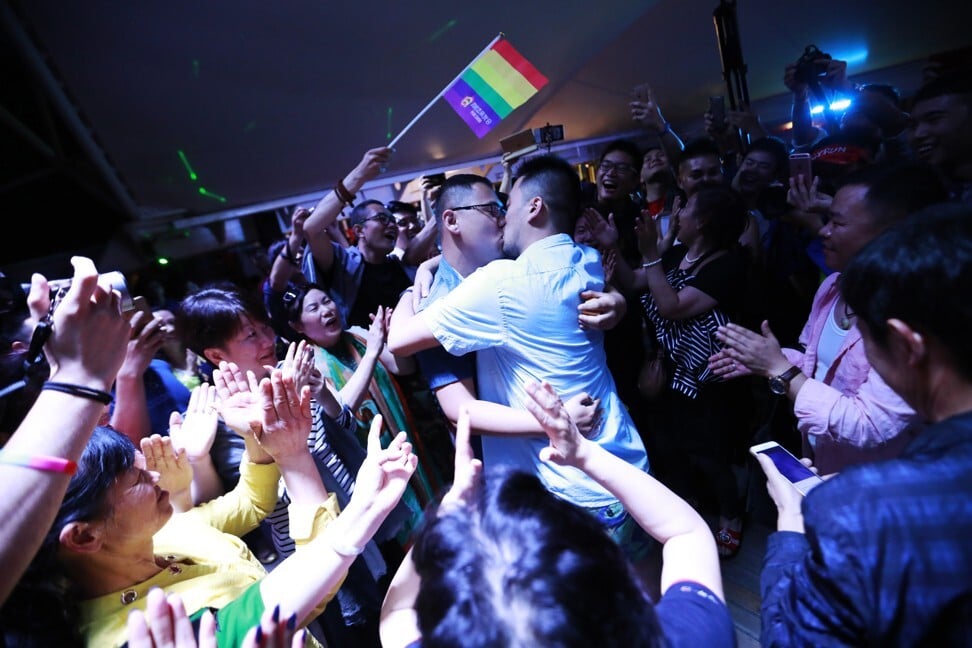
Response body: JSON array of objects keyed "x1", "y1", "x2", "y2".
[
  {"x1": 525, "y1": 381, "x2": 585, "y2": 467},
  {"x1": 629, "y1": 84, "x2": 668, "y2": 133},
  {"x1": 118, "y1": 310, "x2": 167, "y2": 377},
  {"x1": 727, "y1": 107, "x2": 767, "y2": 138},
  {"x1": 365, "y1": 306, "x2": 390, "y2": 358},
  {"x1": 213, "y1": 361, "x2": 263, "y2": 438},
  {"x1": 280, "y1": 340, "x2": 315, "y2": 395},
  {"x1": 26, "y1": 256, "x2": 130, "y2": 389},
  {"x1": 787, "y1": 175, "x2": 831, "y2": 214},
  {"x1": 635, "y1": 209, "x2": 662, "y2": 260},
  {"x1": 581, "y1": 207, "x2": 619, "y2": 251},
  {"x1": 290, "y1": 206, "x2": 310, "y2": 241},
  {"x1": 350, "y1": 415, "x2": 418, "y2": 517},
  {"x1": 169, "y1": 383, "x2": 220, "y2": 461},
  {"x1": 349, "y1": 146, "x2": 393, "y2": 186},
  {"x1": 439, "y1": 405, "x2": 483, "y2": 511},
  {"x1": 253, "y1": 369, "x2": 312, "y2": 462},
  {"x1": 140, "y1": 434, "x2": 192, "y2": 510}
]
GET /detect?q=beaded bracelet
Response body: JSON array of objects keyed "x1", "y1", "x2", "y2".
[
  {"x1": 0, "y1": 451, "x2": 78, "y2": 474},
  {"x1": 335, "y1": 179, "x2": 356, "y2": 207},
  {"x1": 42, "y1": 381, "x2": 113, "y2": 405}
]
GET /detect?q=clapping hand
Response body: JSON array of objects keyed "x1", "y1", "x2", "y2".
[
  {"x1": 280, "y1": 340, "x2": 316, "y2": 395},
  {"x1": 581, "y1": 207, "x2": 619, "y2": 251},
  {"x1": 139, "y1": 434, "x2": 193, "y2": 511},
  {"x1": 168, "y1": 383, "x2": 220, "y2": 462},
  {"x1": 213, "y1": 361, "x2": 263, "y2": 439},
  {"x1": 713, "y1": 321, "x2": 790, "y2": 378},
  {"x1": 365, "y1": 306, "x2": 391, "y2": 358},
  {"x1": 253, "y1": 369, "x2": 313, "y2": 462}
]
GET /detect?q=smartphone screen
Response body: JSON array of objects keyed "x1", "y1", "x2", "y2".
[
  {"x1": 751, "y1": 443, "x2": 824, "y2": 494},
  {"x1": 789, "y1": 153, "x2": 812, "y2": 182},
  {"x1": 708, "y1": 96, "x2": 726, "y2": 130}
]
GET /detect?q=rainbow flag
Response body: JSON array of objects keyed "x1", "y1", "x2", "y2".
[{"x1": 443, "y1": 37, "x2": 548, "y2": 139}]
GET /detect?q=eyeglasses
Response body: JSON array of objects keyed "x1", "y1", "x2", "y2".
[
  {"x1": 361, "y1": 212, "x2": 396, "y2": 226},
  {"x1": 599, "y1": 160, "x2": 638, "y2": 176},
  {"x1": 451, "y1": 202, "x2": 507, "y2": 221}
]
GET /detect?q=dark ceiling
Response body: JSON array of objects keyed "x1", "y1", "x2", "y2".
[{"x1": 1, "y1": 0, "x2": 969, "y2": 277}]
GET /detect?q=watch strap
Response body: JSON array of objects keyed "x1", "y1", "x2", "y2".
[{"x1": 777, "y1": 366, "x2": 801, "y2": 383}]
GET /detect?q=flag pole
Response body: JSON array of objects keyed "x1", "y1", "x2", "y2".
[{"x1": 388, "y1": 32, "x2": 504, "y2": 148}]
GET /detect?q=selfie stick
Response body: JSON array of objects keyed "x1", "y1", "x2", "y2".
[{"x1": 388, "y1": 32, "x2": 503, "y2": 148}]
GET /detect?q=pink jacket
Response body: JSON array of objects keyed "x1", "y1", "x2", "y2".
[{"x1": 782, "y1": 273, "x2": 922, "y2": 474}]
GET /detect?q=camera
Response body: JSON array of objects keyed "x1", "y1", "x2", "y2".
[
  {"x1": 21, "y1": 270, "x2": 134, "y2": 312},
  {"x1": 793, "y1": 44, "x2": 832, "y2": 85},
  {"x1": 534, "y1": 123, "x2": 565, "y2": 146}
]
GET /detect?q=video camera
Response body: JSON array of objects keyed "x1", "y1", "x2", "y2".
[{"x1": 793, "y1": 44, "x2": 833, "y2": 85}]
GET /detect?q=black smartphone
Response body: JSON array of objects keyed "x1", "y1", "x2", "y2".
[{"x1": 708, "y1": 96, "x2": 727, "y2": 132}]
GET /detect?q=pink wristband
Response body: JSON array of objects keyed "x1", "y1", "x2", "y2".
[{"x1": 0, "y1": 452, "x2": 78, "y2": 475}]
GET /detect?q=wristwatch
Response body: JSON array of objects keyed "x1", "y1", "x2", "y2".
[{"x1": 768, "y1": 366, "x2": 801, "y2": 396}]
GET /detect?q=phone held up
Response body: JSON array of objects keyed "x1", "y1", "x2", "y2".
[
  {"x1": 708, "y1": 95, "x2": 727, "y2": 132},
  {"x1": 749, "y1": 441, "x2": 824, "y2": 495},
  {"x1": 789, "y1": 152, "x2": 813, "y2": 185}
]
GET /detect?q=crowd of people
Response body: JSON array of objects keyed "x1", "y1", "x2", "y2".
[{"x1": 0, "y1": 49, "x2": 970, "y2": 647}]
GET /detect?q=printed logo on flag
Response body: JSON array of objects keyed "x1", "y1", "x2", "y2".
[{"x1": 444, "y1": 37, "x2": 548, "y2": 139}]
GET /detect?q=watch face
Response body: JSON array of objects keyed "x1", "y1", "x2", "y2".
[{"x1": 768, "y1": 377, "x2": 786, "y2": 395}]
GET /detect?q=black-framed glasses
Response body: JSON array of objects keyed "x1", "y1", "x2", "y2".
[
  {"x1": 452, "y1": 202, "x2": 507, "y2": 221},
  {"x1": 362, "y1": 212, "x2": 396, "y2": 226},
  {"x1": 599, "y1": 160, "x2": 638, "y2": 176}
]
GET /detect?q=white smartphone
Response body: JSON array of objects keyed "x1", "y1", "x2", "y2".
[
  {"x1": 789, "y1": 152, "x2": 813, "y2": 184},
  {"x1": 750, "y1": 441, "x2": 824, "y2": 495}
]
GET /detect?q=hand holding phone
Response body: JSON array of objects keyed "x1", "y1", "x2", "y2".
[{"x1": 750, "y1": 441, "x2": 823, "y2": 495}]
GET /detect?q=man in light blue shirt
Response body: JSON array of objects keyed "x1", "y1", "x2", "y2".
[{"x1": 389, "y1": 156, "x2": 650, "y2": 557}]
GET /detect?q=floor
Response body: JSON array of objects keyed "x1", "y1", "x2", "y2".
[
  {"x1": 719, "y1": 516, "x2": 772, "y2": 647},
  {"x1": 711, "y1": 467, "x2": 781, "y2": 648}
]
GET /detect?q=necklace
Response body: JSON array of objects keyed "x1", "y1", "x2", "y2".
[
  {"x1": 837, "y1": 302, "x2": 855, "y2": 330},
  {"x1": 683, "y1": 249, "x2": 708, "y2": 264}
]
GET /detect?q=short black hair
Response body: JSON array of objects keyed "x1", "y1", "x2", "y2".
[
  {"x1": 436, "y1": 173, "x2": 496, "y2": 220},
  {"x1": 513, "y1": 154, "x2": 581, "y2": 233},
  {"x1": 840, "y1": 160, "x2": 948, "y2": 228},
  {"x1": 599, "y1": 138, "x2": 641, "y2": 164},
  {"x1": 387, "y1": 200, "x2": 418, "y2": 217},
  {"x1": 413, "y1": 465, "x2": 665, "y2": 648},
  {"x1": 746, "y1": 136, "x2": 789, "y2": 178},
  {"x1": 691, "y1": 185, "x2": 748, "y2": 249},
  {"x1": 348, "y1": 199, "x2": 386, "y2": 226},
  {"x1": 177, "y1": 282, "x2": 271, "y2": 357},
  {"x1": 842, "y1": 202, "x2": 972, "y2": 380},
  {"x1": 911, "y1": 68, "x2": 972, "y2": 108},
  {"x1": 677, "y1": 137, "x2": 722, "y2": 172}
]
